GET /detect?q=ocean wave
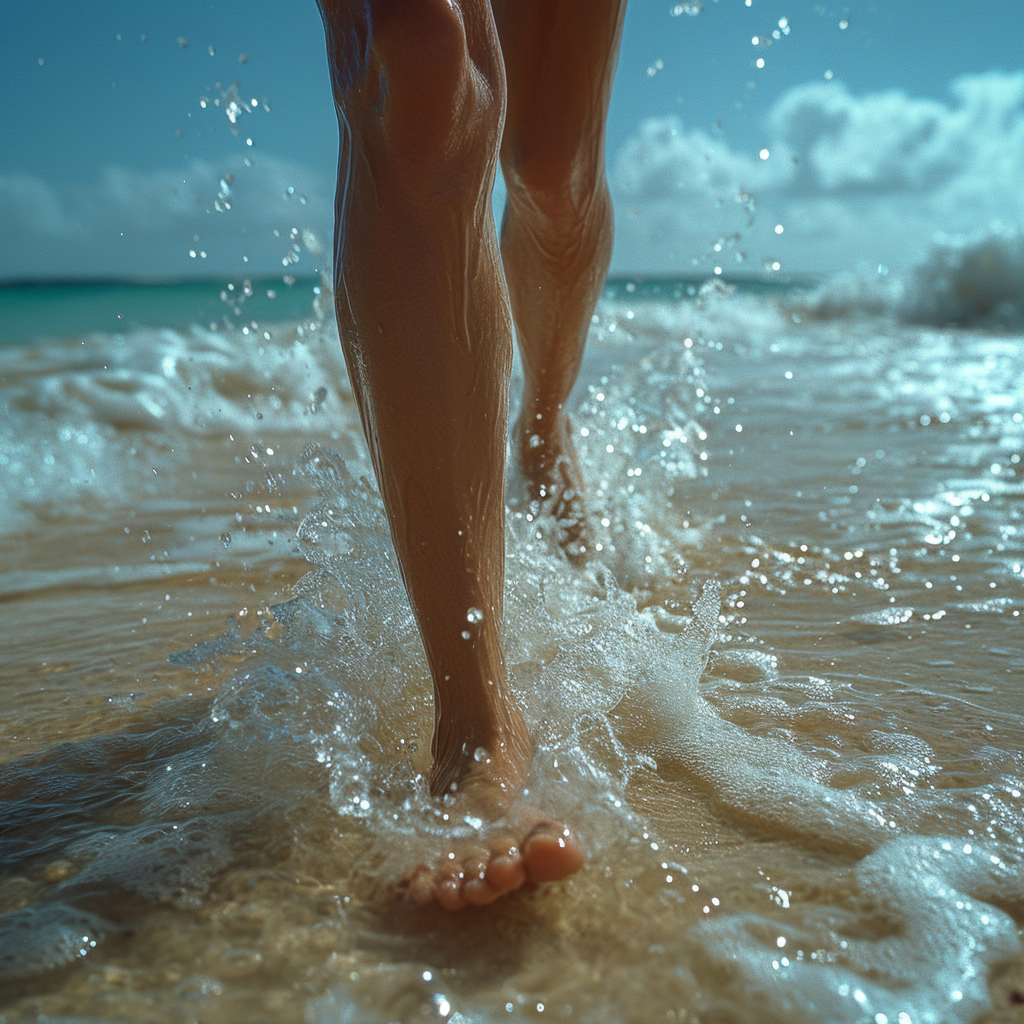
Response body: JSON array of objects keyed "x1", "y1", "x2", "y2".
[
  {"x1": 793, "y1": 229, "x2": 1024, "y2": 328},
  {"x1": 0, "y1": 311, "x2": 360, "y2": 528},
  {"x1": 1, "y1": 316, "x2": 349, "y2": 435}
]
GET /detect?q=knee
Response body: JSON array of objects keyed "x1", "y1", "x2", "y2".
[
  {"x1": 502, "y1": 144, "x2": 611, "y2": 233},
  {"x1": 500, "y1": 100, "x2": 611, "y2": 223},
  {"x1": 369, "y1": 0, "x2": 505, "y2": 167},
  {"x1": 374, "y1": 0, "x2": 471, "y2": 86}
]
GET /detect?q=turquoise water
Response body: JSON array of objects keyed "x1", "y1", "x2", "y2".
[
  {"x1": 0, "y1": 275, "x2": 817, "y2": 349},
  {"x1": 0, "y1": 277, "x2": 323, "y2": 347}
]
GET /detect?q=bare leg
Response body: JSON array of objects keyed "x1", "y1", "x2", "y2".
[
  {"x1": 318, "y1": 0, "x2": 583, "y2": 910},
  {"x1": 494, "y1": 0, "x2": 626, "y2": 562}
]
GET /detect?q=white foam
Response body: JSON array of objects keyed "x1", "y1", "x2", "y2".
[
  {"x1": 694, "y1": 837, "x2": 1021, "y2": 1024},
  {"x1": 285, "y1": 442, "x2": 1023, "y2": 1020},
  {"x1": 0, "y1": 314, "x2": 355, "y2": 529},
  {"x1": 794, "y1": 229, "x2": 1024, "y2": 328}
]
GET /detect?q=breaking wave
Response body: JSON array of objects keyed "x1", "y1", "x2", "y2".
[{"x1": 793, "y1": 229, "x2": 1024, "y2": 328}]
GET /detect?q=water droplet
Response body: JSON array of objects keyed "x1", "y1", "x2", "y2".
[
  {"x1": 528, "y1": 434, "x2": 542, "y2": 448},
  {"x1": 220, "y1": 532, "x2": 231, "y2": 548},
  {"x1": 473, "y1": 747, "x2": 488, "y2": 762},
  {"x1": 466, "y1": 607, "x2": 484, "y2": 623},
  {"x1": 461, "y1": 630, "x2": 471, "y2": 640}
]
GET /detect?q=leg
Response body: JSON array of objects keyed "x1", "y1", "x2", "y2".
[
  {"x1": 493, "y1": 0, "x2": 627, "y2": 562},
  {"x1": 317, "y1": 0, "x2": 583, "y2": 910}
]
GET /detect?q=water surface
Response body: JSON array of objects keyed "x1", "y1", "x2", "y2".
[{"x1": 1, "y1": 247, "x2": 1022, "y2": 1023}]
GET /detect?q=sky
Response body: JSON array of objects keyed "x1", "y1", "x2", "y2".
[{"x1": 2, "y1": 0, "x2": 1022, "y2": 281}]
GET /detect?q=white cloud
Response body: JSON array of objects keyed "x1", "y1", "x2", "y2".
[
  {"x1": 768, "y1": 71, "x2": 1024, "y2": 196},
  {"x1": 610, "y1": 71, "x2": 1024, "y2": 274},
  {"x1": 769, "y1": 85, "x2": 959, "y2": 193},
  {"x1": 0, "y1": 154, "x2": 332, "y2": 279},
  {"x1": 5, "y1": 73, "x2": 1022, "y2": 280},
  {"x1": 613, "y1": 119, "x2": 760, "y2": 202},
  {"x1": 0, "y1": 172, "x2": 78, "y2": 239}
]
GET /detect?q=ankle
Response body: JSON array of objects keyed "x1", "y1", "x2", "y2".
[
  {"x1": 429, "y1": 711, "x2": 532, "y2": 798},
  {"x1": 517, "y1": 402, "x2": 570, "y2": 444}
]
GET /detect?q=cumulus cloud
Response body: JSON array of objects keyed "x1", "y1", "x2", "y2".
[
  {"x1": 769, "y1": 71, "x2": 1024, "y2": 196},
  {"x1": 0, "y1": 153, "x2": 332, "y2": 279},
  {"x1": 5, "y1": 72, "x2": 1022, "y2": 280},
  {"x1": 613, "y1": 119, "x2": 760, "y2": 202},
  {"x1": 0, "y1": 172, "x2": 79, "y2": 239},
  {"x1": 611, "y1": 71, "x2": 1024, "y2": 275}
]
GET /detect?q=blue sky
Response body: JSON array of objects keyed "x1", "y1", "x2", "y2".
[{"x1": 2, "y1": 0, "x2": 1022, "y2": 280}]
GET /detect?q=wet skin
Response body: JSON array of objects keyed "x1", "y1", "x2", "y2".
[{"x1": 317, "y1": 0, "x2": 625, "y2": 909}]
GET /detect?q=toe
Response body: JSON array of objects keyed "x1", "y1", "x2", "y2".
[
  {"x1": 462, "y1": 841, "x2": 526, "y2": 905},
  {"x1": 436, "y1": 874, "x2": 467, "y2": 912},
  {"x1": 523, "y1": 824, "x2": 585, "y2": 883},
  {"x1": 404, "y1": 867, "x2": 436, "y2": 908},
  {"x1": 463, "y1": 875, "x2": 502, "y2": 906},
  {"x1": 462, "y1": 849, "x2": 490, "y2": 880},
  {"x1": 485, "y1": 851, "x2": 527, "y2": 894},
  {"x1": 458, "y1": 851, "x2": 489, "y2": 904}
]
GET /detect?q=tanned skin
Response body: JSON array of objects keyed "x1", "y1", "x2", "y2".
[{"x1": 317, "y1": 0, "x2": 625, "y2": 911}]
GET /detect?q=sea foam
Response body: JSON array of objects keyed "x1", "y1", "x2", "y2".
[{"x1": 793, "y1": 229, "x2": 1024, "y2": 328}]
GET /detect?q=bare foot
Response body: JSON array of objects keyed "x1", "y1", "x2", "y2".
[
  {"x1": 515, "y1": 407, "x2": 591, "y2": 564},
  {"x1": 399, "y1": 740, "x2": 585, "y2": 911}
]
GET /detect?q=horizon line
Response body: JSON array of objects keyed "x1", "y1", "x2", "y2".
[{"x1": 0, "y1": 270, "x2": 819, "y2": 290}]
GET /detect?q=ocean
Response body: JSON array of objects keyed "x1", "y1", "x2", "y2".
[{"x1": 1, "y1": 230, "x2": 1022, "y2": 1023}]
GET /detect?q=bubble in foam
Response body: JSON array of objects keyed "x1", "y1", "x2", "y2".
[
  {"x1": 0, "y1": 905, "x2": 106, "y2": 981},
  {"x1": 691, "y1": 836, "x2": 1022, "y2": 1024},
  {"x1": 287, "y1": 443, "x2": 720, "y2": 862},
  {"x1": 282, "y1": 424, "x2": 1021, "y2": 1019}
]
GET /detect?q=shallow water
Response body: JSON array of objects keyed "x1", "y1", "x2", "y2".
[{"x1": 1, "y1": 257, "x2": 1022, "y2": 1023}]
